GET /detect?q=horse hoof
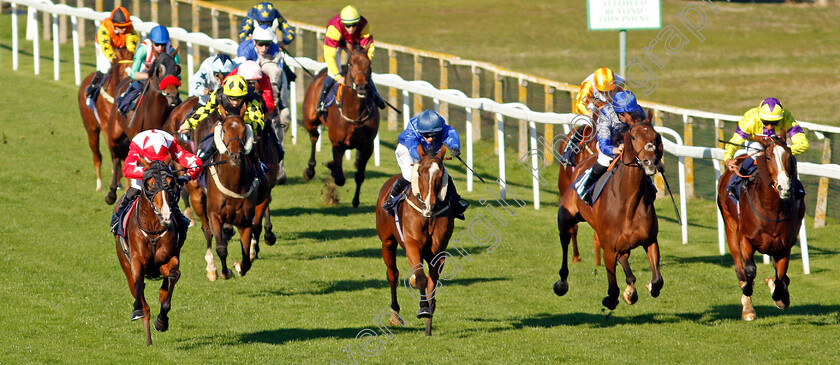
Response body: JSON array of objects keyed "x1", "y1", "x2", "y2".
[
  {"x1": 154, "y1": 316, "x2": 169, "y2": 332},
  {"x1": 234, "y1": 262, "x2": 244, "y2": 276},
  {"x1": 334, "y1": 176, "x2": 346, "y2": 187},
  {"x1": 206, "y1": 270, "x2": 218, "y2": 282},
  {"x1": 389, "y1": 309, "x2": 405, "y2": 326},
  {"x1": 409, "y1": 274, "x2": 417, "y2": 288},
  {"x1": 352, "y1": 196, "x2": 360, "y2": 208},
  {"x1": 742, "y1": 311, "x2": 756, "y2": 321},
  {"x1": 417, "y1": 307, "x2": 433, "y2": 319},
  {"x1": 622, "y1": 286, "x2": 638, "y2": 305},
  {"x1": 646, "y1": 281, "x2": 663, "y2": 297},
  {"x1": 276, "y1": 170, "x2": 287, "y2": 185},
  {"x1": 553, "y1": 280, "x2": 569, "y2": 296},
  {"x1": 303, "y1": 168, "x2": 315, "y2": 181},
  {"x1": 105, "y1": 191, "x2": 117, "y2": 205},
  {"x1": 220, "y1": 268, "x2": 233, "y2": 280},
  {"x1": 572, "y1": 255, "x2": 581, "y2": 263},
  {"x1": 131, "y1": 309, "x2": 145, "y2": 321},
  {"x1": 775, "y1": 300, "x2": 789, "y2": 310},
  {"x1": 602, "y1": 296, "x2": 619, "y2": 310},
  {"x1": 265, "y1": 231, "x2": 276, "y2": 246}
]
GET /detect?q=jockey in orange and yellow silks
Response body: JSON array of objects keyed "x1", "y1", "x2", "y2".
[
  {"x1": 86, "y1": 7, "x2": 139, "y2": 99},
  {"x1": 723, "y1": 97, "x2": 809, "y2": 198},
  {"x1": 572, "y1": 67, "x2": 626, "y2": 118}
]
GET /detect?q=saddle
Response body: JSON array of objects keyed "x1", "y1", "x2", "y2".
[
  {"x1": 115, "y1": 197, "x2": 140, "y2": 238},
  {"x1": 116, "y1": 81, "x2": 145, "y2": 115}
]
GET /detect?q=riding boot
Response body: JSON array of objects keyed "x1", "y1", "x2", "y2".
[
  {"x1": 382, "y1": 177, "x2": 410, "y2": 212},
  {"x1": 86, "y1": 71, "x2": 105, "y2": 98},
  {"x1": 793, "y1": 178, "x2": 806, "y2": 199},
  {"x1": 111, "y1": 188, "x2": 140, "y2": 235},
  {"x1": 580, "y1": 163, "x2": 608, "y2": 205},
  {"x1": 171, "y1": 206, "x2": 191, "y2": 247},
  {"x1": 316, "y1": 77, "x2": 336, "y2": 118},
  {"x1": 196, "y1": 133, "x2": 217, "y2": 164},
  {"x1": 727, "y1": 158, "x2": 755, "y2": 197},
  {"x1": 369, "y1": 82, "x2": 386, "y2": 109},
  {"x1": 559, "y1": 132, "x2": 583, "y2": 166},
  {"x1": 446, "y1": 175, "x2": 469, "y2": 220}
]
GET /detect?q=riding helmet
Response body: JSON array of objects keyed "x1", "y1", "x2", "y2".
[
  {"x1": 758, "y1": 97, "x2": 784, "y2": 122},
  {"x1": 416, "y1": 110, "x2": 445, "y2": 136},
  {"x1": 110, "y1": 7, "x2": 132, "y2": 27},
  {"x1": 593, "y1": 67, "x2": 617, "y2": 93},
  {"x1": 149, "y1": 25, "x2": 170, "y2": 44},
  {"x1": 223, "y1": 75, "x2": 249, "y2": 97},
  {"x1": 340, "y1": 5, "x2": 361, "y2": 25},
  {"x1": 252, "y1": 25, "x2": 276, "y2": 43},
  {"x1": 211, "y1": 54, "x2": 236, "y2": 74},
  {"x1": 237, "y1": 61, "x2": 263, "y2": 81},
  {"x1": 252, "y1": 2, "x2": 277, "y2": 22}
]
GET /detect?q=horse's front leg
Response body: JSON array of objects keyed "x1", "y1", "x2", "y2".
[
  {"x1": 328, "y1": 144, "x2": 348, "y2": 187},
  {"x1": 260, "y1": 195, "x2": 275, "y2": 246},
  {"x1": 766, "y1": 251, "x2": 792, "y2": 309},
  {"x1": 303, "y1": 127, "x2": 319, "y2": 180},
  {"x1": 129, "y1": 256, "x2": 152, "y2": 345},
  {"x1": 643, "y1": 241, "x2": 664, "y2": 297},
  {"x1": 234, "y1": 225, "x2": 254, "y2": 276},
  {"x1": 738, "y1": 237, "x2": 758, "y2": 321},
  {"x1": 601, "y1": 249, "x2": 620, "y2": 310},
  {"x1": 554, "y1": 206, "x2": 575, "y2": 296},
  {"x1": 154, "y1": 256, "x2": 180, "y2": 333},
  {"x1": 210, "y1": 215, "x2": 233, "y2": 280},
  {"x1": 351, "y1": 147, "x2": 373, "y2": 208},
  {"x1": 404, "y1": 241, "x2": 431, "y2": 319},
  {"x1": 618, "y1": 253, "x2": 638, "y2": 305}
]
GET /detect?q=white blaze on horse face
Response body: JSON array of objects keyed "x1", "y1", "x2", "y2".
[
  {"x1": 772, "y1": 144, "x2": 791, "y2": 198},
  {"x1": 423, "y1": 163, "x2": 440, "y2": 218},
  {"x1": 159, "y1": 190, "x2": 172, "y2": 226}
]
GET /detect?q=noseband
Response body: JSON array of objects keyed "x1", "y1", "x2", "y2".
[{"x1": 337, "y1": 54, "x2": 374, "y2": 123}]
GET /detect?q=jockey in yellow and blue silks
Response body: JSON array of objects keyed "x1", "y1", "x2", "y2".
[
  {"x1": 382, "y1": 110, "x2": 469, "y2": 220},
  {"x1": 576, "y1": 90, "x2": 645, "y2": 205},
  {"x1": 238, "y1": 1, "x2": 295, "y2": 45},
  {"x1": 723, "y1": 97, "x2": 809, "y2": 198}
]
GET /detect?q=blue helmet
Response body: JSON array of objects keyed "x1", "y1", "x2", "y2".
[
  {"x1": 612, "y1": 91, "x2": 641, "y2": 113},
  {"x1": 149, "y1": 25, "x2": 170, "y2": 44},
  {"x1": 252, "y1": 2, "x2": 277, "y2": 22},
  {"x1": 416, "y1": 110, "x2": 444, "y2": 136}
]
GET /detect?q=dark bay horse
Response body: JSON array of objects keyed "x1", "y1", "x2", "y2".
[
  {"x1": 77, "y1": 48, "x2": 134, "y2": 191},
  {"x1": 555, "y1": 122, "x2": 664, "y2": 310},
  {"x1": 105, "y1": 49, "x2": 182, "y2": 205},
  {"x1": 717, "y1": 134, "x2": 805, "y2": 321},
  {"x1": 376, "y1": 145, "x2": 455, "y2": 336},
  {"x1": 187, "y1": 106, "x2": 271, "y2": 280},
  {"x1": 114, "y1": 159, "x2": 183, "y2": 346},
  {"x1": 302, "y1": 45, "x2": 380, "y2": 208}
]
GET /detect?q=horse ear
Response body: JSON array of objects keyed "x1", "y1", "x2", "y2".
[
  {"x1": 169, "y1": 47, "x2": 178, "y2": 57},
  {"x1": 416, "y1": 143, "x2": 427, "y2": 158},
  {"x1": 436, "y1": 145, "x2": 447, "y2": 160},
  {"x1": 645, "y1": 108, "x2": 653, "y2": 124},
  {"x1": 362, "y1": 43, "x2": 371, "y2": 55}
]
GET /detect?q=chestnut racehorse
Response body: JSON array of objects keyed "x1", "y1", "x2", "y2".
[
  {"x1": 302, "y1": 45, "x2": 380, "y2": 208},
  {"x1": 114, "y1": 159, "x2": 183, "y2": 346},
  {"x1": 555, "y1": 122, "x2": 664, "y2": 310},
  {"x1": 376, "y1": 145, "x2": 455, "y2": 336},
  {"x1": 105, "y1": 49, "x2": 182, "y2": 205},
  {"x1": 187, "y1": 105, "x2": 272, "y2": 280},
  {"x1": 77, "y1": 47, "x2": 134, "y2": 191},
  {"x1": 717, "y1": 134, "x2": 805, "y2": 321}
]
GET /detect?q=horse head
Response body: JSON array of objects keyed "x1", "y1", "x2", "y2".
[
  {"x1": 112, "y1": 47, "x2": 135, "y2": 78},
  {"x1": 345, "y1": 45, "x2": 372, "y2": 100},
  {"x1": 214, "y1": 105, "x2": 253, "y2": 168},
  {"x1": 754, "y1": 134, "x2": 795, "y2": 199},
  {"x1": 151, "y1": 48, "x2": 182, "y2": 107},
  {"x1": 412, "y1": 144, "x2": 449, "y2": 218},
  {"x1": 140, "y1": 158, "x2": 178, "y2": 228},
  {"x1": 623, "y1": 122, "x2": 662, "y2": 176}
]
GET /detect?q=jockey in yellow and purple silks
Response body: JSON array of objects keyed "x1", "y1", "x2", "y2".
[
  {"x1": 723, "y1": 97, "x2": 809, "y2": 198},
  {"x1": 315, "y1": 5, "x2": 386, "y2": 117}
]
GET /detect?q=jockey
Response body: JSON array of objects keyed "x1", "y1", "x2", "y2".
[
  {"x1": 110, "y1": 129, "x2": 202, "y2": 240},
  {"x1": 86, "y1": 6, "x2": 139, "y2": 100},
  {"x1": 178, "y1": 76, "x2": 266, "y2": 166},
  {"x1": 121, "y1": 25, "x2": 181, "y2": 110},
  {"x1": 237, "y1": 1, "x2": 295, "y2": 45},
  {"x1": 576, "y1": 91, "x2": 644, "y2": 205},
  {"x1": 229, "y1": 60, "x2": 285, "y2": 161},
  {"x1": 382, "y1": 110, "x2": 469, "y2": 220},
  {"x1": 189, "y1": 53, "x2": 236, "y2": 105},
  {"x1": 316, "y1": 5, "x2": 385, "y2": 117},
  {"x1": 236, "y1": 25, "x2": 282, "y2": 63},
  {"x1": 560, "y1": 68, "x2": 625, "y2": 166},
  {"x1": 724, "y1": 97, "x2": 809, "y2": 197}
]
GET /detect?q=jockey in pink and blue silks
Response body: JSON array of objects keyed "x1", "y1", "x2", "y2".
[{"x1": 382, "y1": 110, "x2": 469, "y2": 220}]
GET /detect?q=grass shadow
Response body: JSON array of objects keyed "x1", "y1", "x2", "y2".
[
  {"x1": 270, "y1": 204, "x2": 375, "y2": 217},
  {"x1": 239, "y1": 326, "x2": 367, "y2": 345},
  {"x1": 290, "y1": 228, "x2": 378, "y2": 241},
  {"x1": 268, "y1": 276, "x2": 510, "y2": 296}
]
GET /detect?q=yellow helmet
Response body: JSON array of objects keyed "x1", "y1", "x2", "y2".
[
  {"x1": 340, "y1": 5, "x2": 361, "y2": 25},
  {"x1": 593, "y1": 67, "x2": 616, "y2": 93},
  {"x1": 758, "y1": 97, "x2": 784, "y2": 122},
  {"x1": 223, "y1": 75, "x2": 248, "y2": 97}
]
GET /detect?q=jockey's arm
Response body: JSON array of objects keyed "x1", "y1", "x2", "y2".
[
  {"x1": 785, "y1": 112, "x2": 809, "y2": 155},
  {"x1": 279, "y1": 19, "x2": 296, "y2": 46},
  {"x1": 128, "y1": 44, "x2": 147, "y2": 79},
  {"x1": 245, "y1": 99, "x2": 266, "y2": 132},
  {"x1": 96, "y1": 24, "x2": 116, "y2": 62},
  {"x1": 443, "y1": 125, "x2": 461, "y2": 152},
  {"x1": 122, "y1": 144, "x2": 145, "y2": 180},
  {"x1": 358, "y1": 23, "x2": 375, "y2": 60},
  {"x1": 170, "y1": 142, "x2": 203, "y2": 179},
  {"x1": 324, "y1": 23, "x2": 344, "y2": 80},
  {"x1": 573, "y1": 83, "x2": 593, "y2": 115},
  {"x1": 189, "y1": 59, "x2": 211, "y2": 97},
  {"x1": 180, "y1": 91, "x2": 219, "y2": 132},
  {"x1": 258, "y1": 75, "x2": 276, "y2": 111},
  {"x1": 238, "y1": 18, "x2": 255, "y2": 43}
]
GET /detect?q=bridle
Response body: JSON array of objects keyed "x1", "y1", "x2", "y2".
[
  {"x1": 208, "y1": 114, "x2": 260, "y2": 199},
  {"x1": 743, "y1": 136, "x2": 797, "y2": 222},
  {"x1": 337, "y1": 51, "x2": 374, "y2": 123},
  {"x1": 405, "y1": 155, "x2": 450, "y2": 219},
  {"x1": 137, "y1": 162, "x2": 180, "y2": 259}
]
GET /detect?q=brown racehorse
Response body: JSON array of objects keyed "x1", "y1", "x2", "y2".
[
  {"x1": 717, "y1": 134, "x2": 805, "y2": 321},
  {"x1": 114, "y1": 159, "x2": 183, "y2": 346},
  {"x1": 302, "y1": 45, "x2": 380, "y2": 208},
  {"x1": 105, "y1": 49, "x2": 182, "y2": 205},
  {"x1": 376, "y1": 145, "x2": 455, "y2": 336},
  {"x1": 187, "y1": 105, "x2": 271, "y2": 280},
  {"x1": 555, "y1": 122, "x2": 664, "y2": 310},
  {"x1": 77, "y1": 47, "x2": 134, "y2": 191}
]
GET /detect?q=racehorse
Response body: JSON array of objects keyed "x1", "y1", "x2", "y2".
[
  {"x1": 555, "y1": 122, "x2": 664, "y2": 310},
  {"x1": 114, "y1": 159, "x2": 183, "y2": 346},
  {"x1": 187, "y1": 104, "x2": 272, "y2": 280},
  {"x1": 375, "y1": 145, "x2": 455, "y2": 336},
  {"x1": 302, "y1": 44, "x2": 380, "y2": 208},
  {"x1": 162, "y1": 95, "x2": 201, "y2": 227},
  {"x1": 258, "y1": 52, "x2": 290, "y2": 185},
  {"x1": 105, "y1": 49, "x2": 182, "y2": 205},
  {"x1": 557, "y1": 109, "x2": 653, "y2": 266},
  {"x1": 77, "y1": 47, "x2": 134, "y2": 191},
  {"x1": 717, "y1": 134, "x2": 805, "y2": 321}
]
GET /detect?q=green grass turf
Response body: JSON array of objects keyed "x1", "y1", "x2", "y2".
[
  {"x1": 213, "y1": 0, "x2": 840, "y2": 124},
  {"x1": 3, "y1": 6, "x2": 840, "y2": 364}
]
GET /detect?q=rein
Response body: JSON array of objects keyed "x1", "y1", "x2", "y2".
[
  {"x1": 336, "y1": 55, "x2": 374, "y2": 123},
  {"x1": 743, "y1": 182, "x2": 792, "y2": 223}
]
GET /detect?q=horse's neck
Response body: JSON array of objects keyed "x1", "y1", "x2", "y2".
[
  {"x1": 134, "y1": 195, "x2": 163, "y2": 231},
  {"x1": 340, "y1": 85, "x2": 366, "y2": 115},
  {"x1": 216, "y1": 156, "x2": 254, "y2": 190},
  {"x1": 607, "y1": 163, "x2": 650, "y2": 207}
]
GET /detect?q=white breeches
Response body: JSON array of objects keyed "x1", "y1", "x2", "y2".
[
  {"x1": 395, "y1": 144, "x2": 416, "y2": 180},
  {"x1": 95, "y1": 43, "x2": 112, "y2": 74}
]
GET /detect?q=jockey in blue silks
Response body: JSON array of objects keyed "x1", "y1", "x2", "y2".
[
  {"x1": 577, "y1": 90, "x2": 646, "y2": 205},
  {"x1": 383, "y1": 110, "x2": 469, "y2": 220}
]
